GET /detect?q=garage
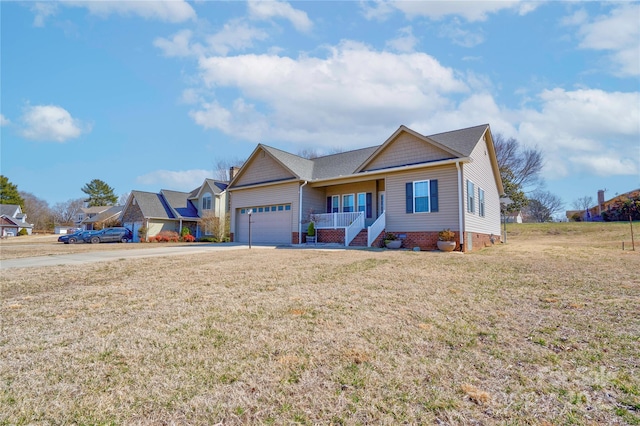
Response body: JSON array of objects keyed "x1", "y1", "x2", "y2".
[{"x1": 235, "y1": 204, "x2": 292, "y2": 244}]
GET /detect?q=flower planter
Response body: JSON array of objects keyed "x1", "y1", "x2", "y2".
[
  {"x1": 437, "y1": 241, "x2": 456, "y2": 252},
  {"x1": 306, "y1": 236, "x2": 316, "y2": 244},
  {"x1": 385, "y1": 240, "x2": 402, "y2": 249}
]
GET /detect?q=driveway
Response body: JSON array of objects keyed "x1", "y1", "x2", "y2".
[{"x1": 0, "y1": 243, "x2": 278, "y2": 269}]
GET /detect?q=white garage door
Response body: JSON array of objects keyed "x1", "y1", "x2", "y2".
[{"x1": 236, "y1": 204, "x2": 292, "y2": 244}]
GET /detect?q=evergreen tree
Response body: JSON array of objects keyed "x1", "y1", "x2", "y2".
[
  {"x1": 0, "y1": 175, "x2": 24, "y2": 208},
  {"x1": 81, "y1": 179, "x2": 117, "y2": 207}
]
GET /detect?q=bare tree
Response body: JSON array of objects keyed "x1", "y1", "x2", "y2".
[
  {"x1": 52, "y1": 198, "x2": 85, "y2": 225},
  {"x1": 494, "y1": 134, "x2": 544, "y2": 190},
  {"x1": 212, "y1": 158, "x2": 244, "y2": 181},
  {"x1": 572, "y1": 196, "x2": 593, "y2": 212},
  {"x1": 119, "y1": 192, "x2": 130, "y2": 206},
  {"x1": 20, "y1": 191, "x2": 53, "y2": 232},
  {"x1": 525, "y1": 190, "x2": 564, "y2": 222}
]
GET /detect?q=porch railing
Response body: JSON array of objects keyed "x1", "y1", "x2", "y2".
[
  {"x1": 312, "y1": 212, "x2": 364, "y2": 229},
  {"x1": 367, "y1": 212, "x2": 385, "y2": 247},
  {"x1": 344, "y1": 213, "x2": 365, "y2": 246}
]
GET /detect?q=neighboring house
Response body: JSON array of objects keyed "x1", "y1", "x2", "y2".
[
  {"x1": 504, "y1": 211, "x2": 523, "y2": 224},
  {"x1": 83, "y1": 205, "x2": 124, "y2": 230},
  {"x1": 120, "y1": 179, "x2": 228, "y2": 242},
  {"x1": 566, "y1": 188, "x2": 640, "y2": 221},
  {"x1": 228, "y1": 124, "x2": 504, "y2": 252},
  {"x1": 0, "y1": 204, "x2": 34, "y2": 236},
  {"x1": 76, "y1": 206, "x2": 111, "y2": 230}
]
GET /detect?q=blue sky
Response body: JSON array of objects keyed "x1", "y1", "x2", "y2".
[{"x1": 1, "y1": 1, "x2": 639, "y2": 212}]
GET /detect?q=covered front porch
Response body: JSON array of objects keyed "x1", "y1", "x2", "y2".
[{"x1": 302, "y1": 178, "x2": 386, "y2": 247}]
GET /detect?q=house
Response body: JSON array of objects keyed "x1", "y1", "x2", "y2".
[
  {"x1": 82, "y1": 205, "x2": 124, "y2": 230},
  {"x1": 228, "y1": 124, "x2": 504, "y2": 252},
  {"x1": 566, "y1": 188, "x2": 640, "y2": 221},
  {"x1": 0, "y1": 204, "x2": 34, "y2": 236},
  {"x1": 120, "y1": 179, "x2": 228, "y2": 242},
  {"x1": 76, "y1": 206, "x2": 111, "y2": 230}
]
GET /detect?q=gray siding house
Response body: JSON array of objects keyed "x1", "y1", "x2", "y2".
[{"x1": 228, "y1": 124, "x2": 504, "y2": 252}]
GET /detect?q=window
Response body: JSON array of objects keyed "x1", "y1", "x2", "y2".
[
  {"x1": 342, "y1": 194, "x2": 354, "y2": 212},
  {"x1": 406, "y1": 180, "x2": 438, "y2": 213},
  {"x1": 357, "y1": 193, "x2": 366, "y2": 214},
  {"x1": 478, "y1": 188, "x2": 485, "y2": 217},
  {"x1": 278, "y1": 205, "x2": 284, "y2": 211},
  {"x1": 467, "y1": 180, "x2": 475, "y2": 214},
  {"x1": 331, "y1": 195, "x2": 340, "y2": 213},
  {"x1": 414, "y1": 181, "x2": 430, "y2": 213},
  {"x1": 202, "y1": 193, "x2": 212, "y2": 210},
  {"x1": 285, "y1": 205, "x2": 291, "y2": 211}
]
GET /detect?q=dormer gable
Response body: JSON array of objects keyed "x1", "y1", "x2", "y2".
[
  {"x1": 356, "y1": 126, "x2": 463, "y2": 173},
  {"x1": 230, "y1": 144, "x2": 303, "y2": 188}
]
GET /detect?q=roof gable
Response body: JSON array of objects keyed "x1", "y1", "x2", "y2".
[
  {"x1": 191, "y1": 179, "x2": 229, "y2": 200},
  {"x1": 0, "y1": 204, "x2": 21, "y2": 217},
  {"x1": 358, "y1": 127, "x2": 456, "y2": 173},
  {"x1": 129, "y1": 191, "x2": 176, "y2": 219},
  {"x1": 231, "y1": 144, "x2": 303, "y2": 187}
]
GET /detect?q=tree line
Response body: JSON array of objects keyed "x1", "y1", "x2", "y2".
[{"x1": 0, "y1": 176, "x2": 124, "y2": 231}]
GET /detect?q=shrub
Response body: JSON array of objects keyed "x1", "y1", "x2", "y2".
[
  {"x1": 383, "y1": 232, "x2": 397, "y2": 242},
  {"x1": 138, "y1": 226, "x2": 148, "y2": 241},
  {"x1": 198, "y1": 236, "x2": 217, "y2": 243},
  {"x1": 438, "y1": 229, "x2": 456, "y2": 242},
  {"x1": 155, "y1": 231, "x2": 180, "y2": 243},
  {"x1": 18, "y1": 228, "x2": 28, "y2": 236},
  {"x1": 183, "y1": 234, "x2": 196, "y2": 242},
  {"x1": 180, "y1": 227, "x2": 191, "y2": 237},
  {"x1": 307, "y1": 222, "x2": 315, "y2": 237}
]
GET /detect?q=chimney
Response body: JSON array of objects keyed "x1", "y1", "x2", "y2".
[
  {"x1": 229, "y1": 166, "x2": 240, "y2": 181},
  {"x1": 597, "y1": 189, "x2": 605, "y2": 215}
]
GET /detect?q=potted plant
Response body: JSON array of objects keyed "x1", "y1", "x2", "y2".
[
  {"x1": 306, "y1": 221, "x2": 316, "y2": 244},
  {"x1": 384, "y1": 232, "x2": 401, "y2": 249},
  {"x1": 437, "y1": 229, "x2": 457, "y2": 252}
]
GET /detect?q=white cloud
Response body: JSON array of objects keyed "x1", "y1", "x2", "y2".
[
  {"x1": 136, "y1": 169, "x2": 212, "y2": 189},
  {"x1": 516, "y1": 88, "x2": 639, "y2": 178},
  {"x1": 30, "y1": 2, "x2": 58, "y2": 27},
  {"x1": 206, "y1": 20, "x2": 270, "y2": 56},
  {"x1": 248, "y1": 0, "x2": 313, "y2": 32},
  {"x1": 154, "y1": 29, "x2": 201, "y2": 57},
  {"x1": 32, "y1": 0, "x2": 196, "y2": 25},
  {"x1": 191, "y1": 41, "x2": 468, "y2": 146},
  {"x1": 20, "y1": 105, "x2": 90, "y2": 142},
  {"x1": 154, "y1": 22, "x2": 269, "y2": 58},
  {"x1": 0, "y1": 114, "x2": 10, "y2": 126},
  {"x1": 566, "y1": 4, "x2": 640, "y2": 77},
  {"x1": 390, "y1": 0, "x2": 538, "y2": 22},
  {"x1": 438, "y1": 18, "x2": 485, "y2": 48},
  {"x1": 386, "y1": 26, "x2": 418, "y2": 53}
]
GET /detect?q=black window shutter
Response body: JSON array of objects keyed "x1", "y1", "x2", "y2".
[
  {"x1": 430, "y1": 180, "x2": 439, "y2": 212},
  {"x1": 326, "y1": 197, "x2": 332, "y2": 213},
  {"x1": 366, "y1": 193, "x2": 372, "y2": 218},
  {"x1": 406, "y1": 182, "x2": 413, "y2": 213}
]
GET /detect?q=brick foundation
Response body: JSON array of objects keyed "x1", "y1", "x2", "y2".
[
  {"x1": 386, "y1": 231, "x2": 500, "y2": 252},
  {"x1": 317, "y1": 229, "x2": 345, "y2": 244}
]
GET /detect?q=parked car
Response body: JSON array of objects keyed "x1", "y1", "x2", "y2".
[
  {"x1": 58, "y1": 230, "x2": 98, "y2": 244},
  {"x1": 83, "y1": 227, "x2": 133, "y2": 244}
]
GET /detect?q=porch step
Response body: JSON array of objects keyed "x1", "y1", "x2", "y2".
[{"x1": 349, "y1": 230, "x2": 368, "y2": 247}]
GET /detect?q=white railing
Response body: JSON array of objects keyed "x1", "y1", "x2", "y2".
[
  {"x1": 344, "y1": 213, "x2": 365, "y2": 246},
  {"x1": 312, "y1": 212, "x2": 363, "y2": 229},
  {"x1": 367, "y1": 212, "x2": 385, "y2": 247}
]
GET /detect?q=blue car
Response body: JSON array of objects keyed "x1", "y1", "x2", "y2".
[
  {"x1": 83, "y1": 227, "x2": 133, "y2": 244},
  {"x1": 58, "y1": 230, "x2": 98, "y2": 244}
]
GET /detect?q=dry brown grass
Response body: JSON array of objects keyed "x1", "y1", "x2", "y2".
[{"x1": 1, "y1": 223, "x2": 639, "y2": 425}]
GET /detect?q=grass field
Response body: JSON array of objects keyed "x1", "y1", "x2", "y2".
[{"x1": 1, "y1": 223, "x2": 639, "y2": 425}]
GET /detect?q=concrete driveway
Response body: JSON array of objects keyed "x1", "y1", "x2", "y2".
[{"x1": 0, "y1": 243, "x2": 278, "y2": 269}]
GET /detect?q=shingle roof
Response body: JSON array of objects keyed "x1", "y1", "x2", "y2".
[
  {"x1": 427, "y1": 124, "x2": 489, "y2": 157},
  {"x1": 257, "y1": 124, "x2": 489, "y2": 181},
  {"x1": 160, "y1": 190, "x2": 199, "y2": 219},
  {"x1": 131, "y1": 190, "x2": 176, "y2": 219},
  {"x1": 0, "y1": 204, "x2": 20, "y2": 217},
  {"x1": 83, "y1": 205, "x2": 123, "y2": 223}
]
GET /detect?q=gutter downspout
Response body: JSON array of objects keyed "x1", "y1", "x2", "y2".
[
  {"x1": 298, "y1": 181, "x2": 308, "y2": 244},
  {"x1": 456, "y1": 161, "x2": 465, "y2": 251}
]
